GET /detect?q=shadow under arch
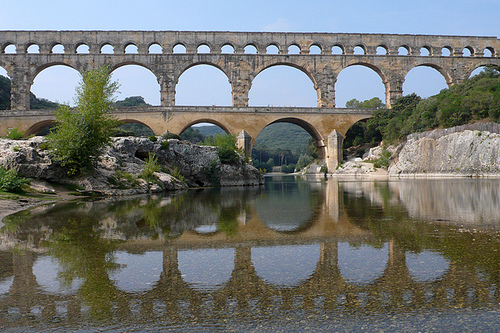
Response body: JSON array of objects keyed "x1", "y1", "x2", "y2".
[{"x1": 25, "y1": 120, "x2": 56, "y2": 136}]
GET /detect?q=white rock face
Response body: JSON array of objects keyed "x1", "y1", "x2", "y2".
[{"x1": 389, "y1": 130, "x2": 500, "y2": 177}]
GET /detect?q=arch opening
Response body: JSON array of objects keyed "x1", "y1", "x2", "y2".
[
  {"x1": 403, "y1": 66, "x2": 449, "y2": 98},
  {"x1": 100, "y1": 44, "x2": 114, "y2": 54},
  {"x1": 31, "y1": 64, "x2": 81, "y2": 107},
  {"x1": 116, "y1": 120, "x2": 155, "y2": 137},
  {"x1": 338, "y1": 242, "x2": 389, "y2": 285},
  {"x1": 76, "y1": 44, "x2": 90, "y2": 54},
  {"x1": 310, "y1": 45, "x2": 322, "y2": 54},
  {"x1": 51, "y1": 44, "x2": 64, "y2": 54},
  {"x1": 441, "y1": 46, "x2": 452, "y2": 56},
  {"x1": 332, "y1": 45, "x2": 343, "y2": 55},
  {"x1": 125, "y1": 44, "x2": 138, "y2": 54},
  {"x1": 248, "y1": 65, "x2": 316, "y2": 107},
  {"x1": 266, "y1": 44, "x2": 279, "y2": 54},
  {"x1": 398, "y1": 46, "x2": 409, "y2": 55},
  {"x1": 353, "y1": 46, "x2": 365, "y2": 55},
  {"x1": 484, "y1": 47, "x2": 494, "y2": 57},
  {"x1": 197, "y1": 44, "x2": 210, "y2": 54},
  {"x1": 180, "y1": 122, "x2": 227, "y2": 144},
  {"x1": 148, "y1": 43, "x2": 162, "y2": 54},
  {"x1": 3, "y1": 43, "x2": 16, "y2": 54},
  {"x1": 173, "y1": 43, "x2": 186, "y2": 53},
  {"x1": 244, "y1": 44, "x2": 258, "y2": 54},
  {"x1": 463, "y1": 46, "x2": 473, "y2": 57},
  {"x1": 288, "y1": 45, "x2": 300, "y2": 54},
  {"x1": 336, "y1": 64, "x2": 385, "y2": 107},
  {"x1": 0, "y1": 66, "x2": 10, "y2": 110},
  {"x1": 111, "y1": 64, "x2": 160, "y2": 106},
  {"x1": 27, "y1": 44, "x2": 40, "y2": 54},
  {"x1": 469, "y1": 65, "x2": 500, "y2": 78},
  {"x1": 376, "y1": 46, "x2": 387, "y2": 55},
  {"x1": 252, "y1": 120, "x2": 321, "y2": 174},
  {"x1": 221, "y1": 44, "x2": 235, "y2": 54},
  {"x1": 175, "y1": 64, "x2": 232, "y2": 106},
  {"x1": 26, "y1": 120, "x2": 57, "y2": 136},
  {"x1": 420, "y1": 47, "x2": 430, "y2": 56},
  {"x1": 406, "y1": 250, "x2": 450, "y2": 282}
]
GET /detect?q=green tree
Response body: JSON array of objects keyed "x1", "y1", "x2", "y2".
[{"x1": 47, "y1": 66, "x2": 119, "y2": 175}]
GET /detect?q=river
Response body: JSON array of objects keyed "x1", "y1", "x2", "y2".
[{"x1": 1, "y1": 176, "x2": 500, "y2": 332}]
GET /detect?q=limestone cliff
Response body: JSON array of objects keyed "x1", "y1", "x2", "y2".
[
  {"x1": 0, "y1": 136, "x2": 262, "y2": 195},
  {"x1": 389, "y1": 123, "x2": 500, "y2": 177}
]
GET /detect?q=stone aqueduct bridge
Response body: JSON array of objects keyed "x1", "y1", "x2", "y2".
[{"x1": 0, "y1": 31, "x2": 499, "y2": 169}]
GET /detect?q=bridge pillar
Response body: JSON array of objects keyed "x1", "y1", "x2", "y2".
[
  {"x1": 313, "y1": 67, "x2": 338, "y2": 107},
  {"x1": 385, "y1": 75, "x2": 405, "y2": 108},
  {"x1": 325, "y1": 130, "x2": 343, "y2": 172},
  {"x1": 10, "y1": 67, "x2": 32, "y2": 110},
  {"x1": 236, "y1": 130, "x2": 252, "y2": 158},
  {"x1": 158, "y1": 72, "x2": 177, "y2": 106}
]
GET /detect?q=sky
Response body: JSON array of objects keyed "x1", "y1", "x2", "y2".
[{"x1": 0, "y1": 0, "x2": 499, "y2": 107}]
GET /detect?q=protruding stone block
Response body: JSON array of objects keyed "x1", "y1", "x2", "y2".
[
  {"x1": 237, "y1": 130, "x2": 252, "y2": 158},
  {"x1": 326, "y1": 130, "x2": 343, "y2": 172}
]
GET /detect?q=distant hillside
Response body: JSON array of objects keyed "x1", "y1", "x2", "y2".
[
  {"x1": 196, "y1": 125, "x2": 224, "y2": 137},
  {"x1": 0, "y1": 75, "x2": 58, "y2": 110},
  {"x1": 253, "y1": 122, "x2": 311, "y2": 154}
]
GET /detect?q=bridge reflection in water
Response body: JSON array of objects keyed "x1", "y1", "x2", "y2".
[{"x1": 1, "y1": 177, "x2": 500, "y2": 330}]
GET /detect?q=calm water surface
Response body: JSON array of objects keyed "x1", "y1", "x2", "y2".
[{"x1": 1, "y1": 176, "x2": 500, "y2": 332}]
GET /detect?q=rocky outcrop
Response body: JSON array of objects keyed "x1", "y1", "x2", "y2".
[
  {"x1": 0, "y1": 136, "x2": 262, "y2": 195},
  {"x1": 389, "y1": 126, "x2": 500, "y2": 177}
]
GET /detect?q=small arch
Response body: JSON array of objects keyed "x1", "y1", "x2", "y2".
[
  {"x1": 125, "y1": 43, "x2": 138, "y2": 54},
  {"x1": 376, "y1": 46, "x2": 388, "y2": 55},
  {"x1": 197, "y1": 44, "x2": 211, "y2": 54},
  {"x1": 309, "y1": 45, "x2": 322, "y2": 55},
  {"x1": 100, "y1": 43, "x2": 114, "y2": 54},
  {"x1": 353, "y1": 45, "x2": 366, "y2": 55},
  {"x1": 221, "y1": 44, "x2": 235, "y2": 54},
  {"x1": 244, "y1": 44, "x2": 258, "y2": 54},
  {"x1": 148, "y1": 43, "x2": 162, "y2": 54},
  {"x1": 51, "y1": 44, "x2": 65, "y2": 54},
  {"x1": 463, "y1": 46, "x2": 474, "y2": 57},
  {"x1": 332, "y1": 45, "x2": 344, "y2": 55},
  {"x1": 3, "y1": 43, "x2": 16, "y2": 54},
  {"x1": 288, "y1": 44, "x2": 300, "y2": 54},
  {"x1": 406, "y1": 251, "x2": 449, "y2": 282},
  {"x1": 27, "y1": 43, "x2": 40, "y2": 54},
  {"x1": 266, "y1": 44, "x2": 279, "y2": 54},
  {"x1": 398, "y1": 46, "x2": 410, "y2": 55},
  {"x1": 483, "y1": 47, "x2": 494, "y2": 57},
  {"x1": 420, "y1": 46, "x2": 431, "y2": 56},
  {"x1": 173, "y1": 43, "x2": 187, "y2": 54},
  {"x1": 441, "y1": 46, "x2": 452, "y2": 56},
  {"x1": 76, "y1": 43, "x2": 90, "y2": 54}
]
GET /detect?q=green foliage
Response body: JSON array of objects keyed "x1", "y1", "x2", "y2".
[
  {"x1": 0, "y1": 75, "x2": 11, "y2": 110},
  {"x1": 0, "y1": 167, "x2": 28, "y2": 192},
  {"x1": 149, "y1": 135, "x2": 158, "y2": 142},
  {"x1": 5, "y1": 127, "x2": 25, "y2": 140},
  {"x1": 46, "y1": 66, "x2": 120, "y2": 176},
  {"x1": 114, "y1": 96, "x2": 149, "y2": 107},
  {"x1": 202, "y1": 133, "x2": 240, "y2": 165},
  {"x1": 140, "y1": 153, "x2": 161, "y2": 181},
  {"x1": 204, "y1": 159, "x2": 220, "y2": 187},
  {"x1": 296, "y1": 154, "x2": 312, "y2": 171},
  {"x1": 180, "y1": 126, "x2": 205, "y2": 143},
  {"x1": 115, "y1": 123, "x2": 154, "y2": 136},
  {"x1": 281, "y1": 163, "x2": 296, "y2": 173},
  {"x1": 372, "y1": 148, "x2": 392, "y2": 169},
  {"x1": 345, "y1": 97, "x2": 385, "y2": 109}
]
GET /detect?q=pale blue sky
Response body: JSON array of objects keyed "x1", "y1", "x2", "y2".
[{"x1": 0, "y1": 0, "x2": 498, "y2": 107}]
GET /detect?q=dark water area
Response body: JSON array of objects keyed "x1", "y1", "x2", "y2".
[{"x1": 1, "y1": 176, "x2": 500, "y2": 332}]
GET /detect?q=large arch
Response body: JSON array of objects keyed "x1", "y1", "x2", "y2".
[
  {"x1": 335, "y1": 64, "x2": 386, "y2": 107},
  {"x1": 403, "y1": 65, "x2": 449, "y2": 98},
  {"x1": 175, "y1": 64, "x2": 232, "y2": 106},
  {"x1": 248, "y1": 64, "x2": 317, "y2": 107},
  {"x1": 25, "y1": 120, "x2": 57, "y2": 136},
  {"x1": 179, "y1": 119, "x2": 230, "y2": 136},
  {"x1": 30, "y1": 64, "x2": 81, "y2": 106},
  {"x1": 111, "y1": 64, "x2": 160, "y2": 106}
]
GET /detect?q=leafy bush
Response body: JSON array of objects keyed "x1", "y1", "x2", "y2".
[
  {"x1": 163, "y1": 132, "x2": 181, "y2": 140},
  {"x1": 5, "y1": 127, "x2": 25, "y2": 140},
  {"x1": 0, "y1": 167, "x2": 28, "y2": 192},
  {"x1": 46, "y1": 66, "x2": 119, "y2": 176},
  {"x1": 296, "y1": 154, "x2": 312, "y2": 171},
  {"x1": 140, "y1": 153, "x2": 161, "y2": 181},
  {"x1": 202, "y1": 133, "x2": 240, "y2": 165}
]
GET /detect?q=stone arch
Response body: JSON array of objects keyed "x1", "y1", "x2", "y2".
[
  {"x1": 244, "y1": 43, "x2": 258, "y2": 54},
  {"x1": 148, "y1": 43, "x2": 162, "y2": 54},
  {"x1": 179, "y1": 119, "x2": 231, "y2": 136},
  {"x1": 353, "y1": 44, "x2": 366, "y2": 55},
  {"x1": 30, "y1": 63, "x2": 82, "y2": 106},
  {"x1": 408, "y1": 63, "x2": 453, "y2": 86},
  {"x1": 100, "y1": 43, "x2": 114, "y2": 54},
  {"x1": 463, "y1": 46, "x2": 474, "y2": 57},
  {"x1": 336, "y1": 62, "x2": 387, "y2": 107},
  {"x1": 220, "y1": 43, "x2": 235, "y2": 54},
  {"x1": 26, "y1": 43, "x2": 40, "y2": 54},
  {"x1": 287, "y1": 43, "x2": 301, "y2": 54},
  {"x1": 51, "y1": 43, "x2": 65, "y2": 54},
  {"x1": 124, "y1": 43, "x2": 139, "y2": 54},
  {"x1": 197, "y1": 43, "x2": 211, "y2": 53},
  {"x1": 248, "y1": 63, "x2": 317, "y2": 107},
  {"x1": 403, "y1": 64, "x2": 450, "y2": 98},
  {"x1": 484, "y1": 46, "x2": 495, "y2": 57},
  {"x1": 25, "y1": 120, "x2": 57, "y2": 136},
  {"x1": 111, "y1": 62, "x2": 161, "y2": 106},
  {"x1": 1, "y1": 42, "x2": 16, "y2": 54},
  {"x1": 441, "y1": 45, "x2": 452, "y2": 56},
  {"x1": 75, "y1": 42, "x2": 90, "y2": 54},
  {"x1": 376, "y1": 45, "x2": 388, "y2": 55},
  {"x1": 468, "y1": 64, "x2": 500, "y2": 78},
  {"x1": 398, "y1": 45, "x2": 410, "y2": 55},
  {"x1": 266, "y1": 43, "x2": 280, "y2": 54},
  {"x1": 331, "y1": 44, "x2": 344, "y2": 54},
  {"x1": 309, "y1": 44, "x2": 322, "y2": 54},
  {"x1": 116, "y1": 119, "x2": 155, "y2": 135},
  {"x1": 420, "y1": 45, "x2": 431, "y2": 56},
  {"x1": 173, "y1": 42, "x2": 187, "y2": 53}
]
